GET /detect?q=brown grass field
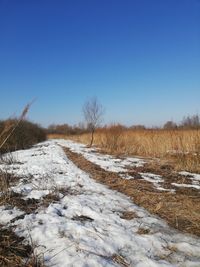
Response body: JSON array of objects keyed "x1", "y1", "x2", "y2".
[
  {"x1": 48, "y1": 127, "x2": 200, "y2": 173},
  {"x1": 48, "y1": 130, "x2": 200, "y2": 236}
]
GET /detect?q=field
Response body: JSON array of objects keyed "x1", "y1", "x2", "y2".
[
  {"x1": 1, "y1": 0, "x2": 199, "y2": 266},
  {"x1": 0, "y1": 132, "x2": 200, "y2": 266},
  {"x1": 49, "y1": 128, "x2": 200, "y2": 173}
]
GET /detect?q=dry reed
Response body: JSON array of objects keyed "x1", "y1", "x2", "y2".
[{"x1": 49, "y1": 127, "x2": 200, "y2": 173}]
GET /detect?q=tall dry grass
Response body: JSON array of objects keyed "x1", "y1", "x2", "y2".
[{"x1": 50, "y1": 126, "x2": 200, "y2": 172}]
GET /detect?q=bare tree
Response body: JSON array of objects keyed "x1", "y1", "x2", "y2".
[
  {"x1": 82, "y1": 97, "x2": 104, "y2": 147},
  {"x1": 163, "y1": 120, "x2": 177, "y2": 129},
  {"x1": 181, "y1": 114, "x2": 200, "y2": 129}
]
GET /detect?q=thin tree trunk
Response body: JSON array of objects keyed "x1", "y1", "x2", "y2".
[{"x1": 89, "y1": 130, "x2": 94, "y2": 147}]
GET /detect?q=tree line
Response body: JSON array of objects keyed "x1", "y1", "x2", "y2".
[{"x1": 47, "y1": 114, "x2": 200, "y2": 136}]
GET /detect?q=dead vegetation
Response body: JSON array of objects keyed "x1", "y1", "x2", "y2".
[
  {"x1": 0, "y1": 169, "x2": 47, "y2": 266},
  {"x1": 0, "y1": 225, "x2": 45, "y2": 267},
  {"x1": 41, "y1": 192, "x2": 61, "y2": 208},
  {"x1": 0, "y1": 102, "x2": 46, "y2": 155},
  {"x1": 5, "y1": 192, "x2": 40, "y2": 214},
  {"x1": 63, "y1": 147, "x2": 200, "y2": 236},
  {"x1": 120, "y1": 211, "x2": 138, "y2": 220},
  {"x1": 130, "y1": 161, "x2": 200, "y2": 196},
  {"x1": 0, "y1": 170, "x2": 40, "y2": 214},
  {"x1": 54, "y1": 127, "x2": 200, "y2": 173},
  {"x1": 110, "y1": 254, "x2": 130, "y2": 267},
  {"x1": 0, "y1": 226, "x2": 32, "y2": 267},
  {"x1": 137, "y1": 228, "x2": 151, "y2": 235},
  {"x1": 72, "y1": 215, "x2": 94, "y2": 223}
]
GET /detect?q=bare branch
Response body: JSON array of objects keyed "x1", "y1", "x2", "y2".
[{"x1": 82, "y1": 97, "x2": 104, "y2": 146}]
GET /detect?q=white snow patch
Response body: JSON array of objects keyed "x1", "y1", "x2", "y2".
[
  {"x1": 179, "y1": 171, "x2": 200, "y2": 185},
  {"x1": 0, "y1": 206, "x2": 24, "y2": 224},
  {"x1": 24, "y1": 189, "x2": 50, "y2": 199},
  {"x1": 171, "y1": 183, "x2": 200, "y2": 190},
  {"x1": 140, "y1": 173, "x2": 165, "y2": 190}
]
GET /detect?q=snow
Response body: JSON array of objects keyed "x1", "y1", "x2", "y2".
[
  {"x1": 56, "y1": 139, "x2": 145, "y2": 173},
  {"x1": 179, "y1": 171, "x2": 200, "y2": 183},
  {"x1": 173, "y1": 172, "x2": 200, "y2": 190},
  {"x1": 139, "y1": 172, "x2": 173, "y2": 192},
  {"x1": 24, "y1": 189, "x2": 50, "y2": 199},
  {"x1": 171, "y1": 183, "x2": 200, "y2": 190},
  {"x1": 56, "y1": 139, "x2": 175, "y2": 192},
  {"x1": 0, "y1": 140, "x2": 200, "y2": 266},
  {"x1": 0, "y1": 206, "x2": 24, "y2": 224},
  {"x1": 56, "y1": 140, "x2": 200, "y2": 193}
]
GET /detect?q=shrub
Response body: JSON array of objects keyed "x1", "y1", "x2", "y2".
[{"x1": 0, "y1": 119, "x2": 46, "y2": 153}]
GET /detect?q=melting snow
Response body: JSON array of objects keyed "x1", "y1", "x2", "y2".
[
  {"x1": 172, "y1": 183, "x2": 200, "y2": 190},
  {"x1": 139, "y1": 173, "x2": 173, "y2": 192},
  {"x1": 0, "y1": 206, "x2": 24, "y2": 224},
  {"x1": 0, "y1": 140, "x2": 199, "y2": 266},
  {"x1": 56, "y1": 139, "x2": 145, "y2": 173},
  {"x1": 57, "y1": 140, "x2": 175, "y2": 192},
  {"x1": 179, "y1": 171, "x2": 200, "y2": 183}
]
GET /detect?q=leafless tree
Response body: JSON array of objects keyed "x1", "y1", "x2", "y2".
[
  {"x1": 181, "y1": 114, "x2": 200, "y2": 129},
  {"x1": 82, "y1": 97, "x2": 104, "y2": 147},
  {"x1": 163, "y1": 120, "x2": 177, "y2": 129}
]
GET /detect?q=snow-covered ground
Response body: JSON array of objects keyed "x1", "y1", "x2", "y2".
[
  {"x1": 175, "y1": 171, "x2": 200, "y2": 190},
  {"x1": 57, "y1": 140, "x2": 200, "y2": 192},
  {"x1": 0, "y1": 140, "x2": 200, "y2": 267},
  {"x1": 56, "y1": 139, "x2": 146, "y2": 173}
]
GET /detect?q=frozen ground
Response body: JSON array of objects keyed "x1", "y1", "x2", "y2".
[
  {"x1": 0, "y1": 140, "x2": 200, "y2": 267},
  {"x1": 56, "y1": 139, "x2": 146, "y2": 172},
  {"x1": 57, "y1": 140, "x2": 200, "y2": 192}
]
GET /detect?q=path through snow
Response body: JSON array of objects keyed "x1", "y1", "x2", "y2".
[{"x1": 0, "y1": 140, "x2": 200, "y2": 267}]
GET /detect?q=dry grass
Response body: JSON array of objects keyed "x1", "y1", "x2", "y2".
[
  {"x1": 63, "y1": 147, "x2": 200, "y2": 236},
  {"x1": 0, "y1": 178, "x2": 46, "y2": 266},
  {"x1": 49, "y1": 127, "x2": 200, "y2": 173},
  {"x1": 0, "y1": 226, "x2": 31, "y2": 267},
  {"x1": 120, "y1": 211, "x2": 138, "y2": 220},
  {"x1": 0, "y1": 103, "x2": 47, "y2": 266},
  {"x1": 0, "y1": 225, "x2": 45, "y2": 267},
  {"x1": 137, "y1": 228, "x2": 151, "y2": 235}
]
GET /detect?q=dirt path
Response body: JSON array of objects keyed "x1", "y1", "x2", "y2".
[{"x1": 63, "y1": 147, "x2": 200, "y2": 237}]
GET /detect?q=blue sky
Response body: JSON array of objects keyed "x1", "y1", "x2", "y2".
[{"x1": 0, "y1": 0, "x2": 199, "y2": 127}]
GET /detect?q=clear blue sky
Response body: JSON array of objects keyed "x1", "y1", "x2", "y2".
[{"x1": 0, "y1": 0, "x2": 199, "y2": 127}]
